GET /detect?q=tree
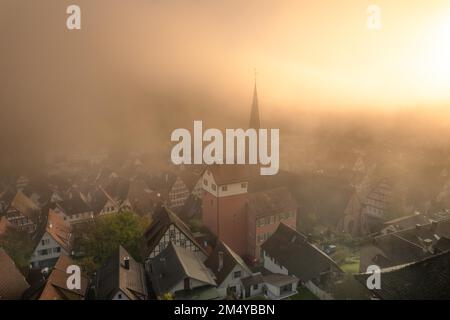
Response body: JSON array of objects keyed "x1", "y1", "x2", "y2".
[
  {"x1": 0, "y1": 229, "x2": 34, "y2": 269},
  {"x1": 75, "y1": 212, "x2": 149, "y2": 274}
]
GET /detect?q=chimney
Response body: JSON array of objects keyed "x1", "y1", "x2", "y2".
[
  {"x1": 423, "y1": 239, "x2": 434, "y2": 254},
  {"x1": 218, "y1": 251, "x2": 224, "y2": 272},
  {"x1": 123, "y1": 257, "x2": 130, "y2": 270},
  {"x1": 431, "y1": 220, "x2": 438, "y2": 232},
  {"x1": 415, "y1": 224, "x2": 422, "y2": 232}
]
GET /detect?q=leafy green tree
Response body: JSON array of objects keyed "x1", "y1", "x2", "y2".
[
  {"x1": 75, "y1": 212, "x2": 149, "y2": 273},
  {"x1": 0, "y1": 229, "x2": 35, "y2": 269}
]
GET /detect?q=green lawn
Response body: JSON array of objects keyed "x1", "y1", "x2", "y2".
[
  {"x1": 340, "y1": 256, "x2": 360, "y2": 274},
  {"x1": 288, "y1": 286, "x2": 318, "y2": 300},
  {"x1": 245, "y1": 295, "x2": 267, "y2": 300}
]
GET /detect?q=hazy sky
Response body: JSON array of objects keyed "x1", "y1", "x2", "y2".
[{"x1": 1, "y1": 0, "x2": 450, "y2": 157}]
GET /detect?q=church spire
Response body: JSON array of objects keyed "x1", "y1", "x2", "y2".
[{"x1": 249, "y1": 70, "x2": 261, "y2": 129}]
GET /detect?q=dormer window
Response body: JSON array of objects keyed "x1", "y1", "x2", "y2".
[{"x1": 241, "y1": 183, "x2": 247, "y2": 188}]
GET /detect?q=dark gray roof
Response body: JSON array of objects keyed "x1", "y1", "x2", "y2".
[
  {"x1": 150, "y1": 242, "x2": 216, "y2": 296},
  {"x1": 204, "y1": 241, "x2": 251, "y2": 285},
  {"x1": 57, "y1": 195, "x2": 91, "y2": 216},
  {"x1": 362, "y1": 218, "x2": 450, "y2": 269},
  {"x1": 247, "y1": 187, "x2": 297, "y2": 218},
  {"x1": 96, "y1": 245, "x2": 148, "y2": 300},
  {"x1": 241, "y1": 273, "x2": 264, "y2": 288},
  {"x1": 355, "y1": 251, "x2": 450, "y2": 300},
  {"x1": 261, "y1": 223, "x2": 341, "y2": 282},
  {"x1": 0, "y1": 248, "x2": 30, "y2": 299}
]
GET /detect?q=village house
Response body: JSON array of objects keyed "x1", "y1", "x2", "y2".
[
  {"x1": 95, "y1": 245, "x2": 148, "y2": 300},
  {"x1": 261, "y1": 223, "x2": 342, "y2": 300},
  {"x1": 54, "y1": 193, "x2": 94, "y2": 224},
  {"x1": 24, "y1": 254, "x2": 90, "y2": 300},
  {"x1": 168, "y1": 170, "x2": 203, "y2": 212},
  {"x1": 141, "y1": 206, "x2": 208, "y2": 267},
  {"x1": 340, "y1": 177, "x2": 392, "y2": 236},
  {"x1": 0, "y1": 188, "x2": 15, "y2": 214},
  {"x1": 260, "y1": 273, "x2": 299, "y2": 300},
  {"x1": 125, "y1": 177, "x2": 161, "y2": 217},
  {"x1": 4, "y1": 191, "x2": 41, "y2": 233},
  {"x1": 356, "y1": 250, "x2": 450, "y2": 300},
  {"x1": 97, "y1": 186, "x2": 127, "y2": 216},
  {"x1": 380, "y1": 211, "x2": 431, "y2": 234},
  {"x1": 0, "y1": 248, "x2": 30, "y2": 300},
  {"x1": 149, "y1": 242, "x2": 219, "y2": 300},
  {"x1": 0, "y1": 216, "x2": 15, "y2": 237},
  {"x1": 246, "y1": 187, "x2": 297, "y2": 262},
  {"x1": 240, "y1": 273, "x2": 265, "y2": 298},
  {"x1": 204, "y1": 241, "x2": 252, "y2": 298},
  {"x1": 30, "y1": 210, "x2": 73, "y2": 269},
  {"x1": 360, "y1": 218, "x2": 450, "y2": 272}
]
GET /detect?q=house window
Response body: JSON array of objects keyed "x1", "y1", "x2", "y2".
[
  {"x1": 203, "y1": 179, "x2": 208, "y2": 186},
  {"x1": 212, "y1": 184, "x2": 217, "y2": 191},
  {"x1": 169, "y1": 230, "x2": 176, "y2": 240},
  {"x1": 38, "y1": 249, "x2": 49, "y2": 256},
  {"x1": 118, "y1": 293, "x2": 122, "y2": 299},
  {"x1": 233, "y1": 271, "x2": 241, "y2": 279},
  {"x1": 41, "y1": 239, "x2": 50, "y2": 246},
  {"x1": 241, "y1": 183, "x2": 247, "y2": 189},
  {"x1": 280, "y1": 283, "x2": 293, "y2": 294},
  {"x1": 222, "y1": 185, "x2": 228, "y2": 191},
  {"x1": 53, "y1": 247, "x2": 61, "y2": 253}
]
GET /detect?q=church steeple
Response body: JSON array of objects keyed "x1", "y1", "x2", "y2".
[{"x1": 249, "y1": 71, "x2": 261, "y2": 129}]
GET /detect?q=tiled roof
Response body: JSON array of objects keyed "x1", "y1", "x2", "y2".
[
  {"x1": 206, "y1": 165, "x2": 249, "y2": 186},
  {"x1": 261, "y1": 223, "x2": 341, "y2": 282},
  {"x1": 0, "y1": 248, "x2": 30, "y2": 299},
  {"x1": 57, "y1": 194, "x2": 91, "y2": 216},
  {"x1": 32, "y1": 254, "x2": 89, "y2": 300},
  {"x1": 140, "y1": 206, "x2": 207, "y2": 260},
  {"x1": 247, "y1": 187, "x2": 297, "y2": 218},
  {"x1": 96, "y1": 245, "x2": 148, "y2": 300},
  {"x1": 150, "y1": 242, "x2": 216, "y2": 296},
  {"x1": 45, "y1": 210, "x2": 72, "y2": 252},
  {"x1": 9, "y1": 191, "x2": 40, "y2": 222},
  {"x1": 362, "y1": 218, "x2": 450, "y2": 269},
  {"x1": 205, "y1": 241, "x2": 251, "y2": 285},
  {"x1": 355, "y1": 251, "x2": 450, "y2": 300}
]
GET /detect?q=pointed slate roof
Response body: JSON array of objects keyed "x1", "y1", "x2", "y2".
[
  {"x1": 205, "y1": 241, "x2": 252, "y2": 285},
  {"x1": 0, "y1": 248, "x2": 30, "y2": 299},
  {"x1": 249, "y1": 82, "x2": 260, "y2": 129}
]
